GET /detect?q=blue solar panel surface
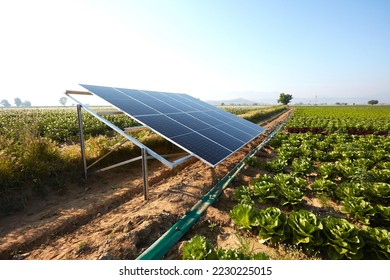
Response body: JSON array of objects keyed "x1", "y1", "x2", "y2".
[{"x1": 80, "y1": 84, "x2": 265, "y2": 166}]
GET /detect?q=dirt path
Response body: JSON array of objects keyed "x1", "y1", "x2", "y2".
[{"x1": 0, "y1": 109, "x2": 292, "y2": 260}]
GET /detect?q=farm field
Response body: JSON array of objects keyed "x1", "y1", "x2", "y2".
[
  {"x1": 0, "y1": 105, "x2": 389, "y2": 260},
  {"x1": 181, "y1": 105, "x2": 390, "y2": 260}
]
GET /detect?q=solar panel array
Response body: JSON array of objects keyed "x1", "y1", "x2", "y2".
[{"x1": 80, "y1": 84, "x2": 265, "y2": 167}]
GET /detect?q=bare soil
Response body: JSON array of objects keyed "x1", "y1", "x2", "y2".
[{"x1": 0, "y1": 110, "x2": 295, "y2": 260}]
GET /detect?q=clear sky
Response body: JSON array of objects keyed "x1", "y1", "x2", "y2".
[{"x1": 0, "y1": 0, "x2": 389, "y2": 106}]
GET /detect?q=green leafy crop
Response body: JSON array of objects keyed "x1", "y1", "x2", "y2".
[
  {"x1": 311, "y1": 178, "x2": 337, "y2": 194},
  {"x1": 233, "y1": 185, "x2": 254, "y2": 205},
  {"x1": 182, "y1": 235, "x2": 270, "y2": 260},
  {"x1": 229, "y1": 204, "x2": 259, "y2": 230},
  {"x1": 360, "y1": 226, "x2": 390, "y2": 260},
  {"x1": 182, "y1": 235, "x2": 217, "y2": 260},
  {"x1": 257, "y1": 207, "x2": 287, "y2": 243},
  {"x1": 252, "y1": 175, "x2": 276, "y2": 203},
  {"x1": 291, "y1": 158, "x2": 313, "y2": 175},
  {"x1": 373, "y1": 204, "x2": 390, "y2": 227},
  {"x1": 365, "y1": 182, "x2": 390, "y2": 204},
  {"x1": 317, "y1": 163, "x2": 338, "y2": 180},
  {"x1": 322, "y1": 217, "x2": 364, "y2": 259},
  {"x1": 340, "y1": 197, "x2": 376, "y2": 225},
  {"x1": 287, "y1": 209, "x2": 323, "y2": 246}
]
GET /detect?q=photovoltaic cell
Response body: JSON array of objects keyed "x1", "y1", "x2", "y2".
[
  {"x1": 136, "y1": 115, "x2": 192, "y2": 138},
  {"x1": 167, "y1": 113, "x2": 212, "y2": 131},
  {"x1": 80, "y1": 84, "x2": 265, "y2": 166}
]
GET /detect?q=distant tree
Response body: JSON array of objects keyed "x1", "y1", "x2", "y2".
[
  {"x1": 277, "y1": 93, "x2": 293, "y2": 105},
  {"x1": 368, "y1": 100, "x2": 379, "y2": 105},
  {"x1": 0, "y1": 99, "x2": 11, "y2": 107},
  {"x1": 22, "y1": 100, "x2": 32, "y2": 107},
  {"x1": 221, "y1": 102, "x2": 225, "y2": 106},
  {"x1": 14, "y1": 97, "x2": 22, "y2": 107},
  {"x1": 59, "y1": 97, "x2": 68, "y2": 106}
]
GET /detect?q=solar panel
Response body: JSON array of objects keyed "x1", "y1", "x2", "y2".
[{"x1": 80, "y1": 84, "x2": 265, "y2": 166}]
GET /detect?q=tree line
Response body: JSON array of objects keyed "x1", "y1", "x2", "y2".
[{"x1": 0, "y1": 98, "x2": 31, "y2": 107}]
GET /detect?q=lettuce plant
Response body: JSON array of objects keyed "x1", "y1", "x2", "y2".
[
  {"x1": 257, "y1": 207, "x2": 287, "y2": 243},
  {"x1": 233, "y1": 185, "x2": 254, "y2": 205},
  {"x1": 368, "y1": 169, "x2": 390, "y2": 183},
  {"x1": 287, "y1": 209, "x2": 323, "y2": 246},
  {"x1": 336, "y1": 159, "x2": 368, "y2": 182},
  {"x1": 273, "y1": 173, "x2": 306, "y2": 190},
  {"x1": 322, "y1": 216, "x2": 364, "y2": 259},
  {"x1": 265, "y1": 158, "x2": 288, "y2": 173},
  {"x1": 365, "y1": 182, "x2": 390, "y2": 204},
  {"x1": 317, "y1": 163, "x2": 338, "y2": 180},
  {"x1": 360, "y1": 226, "x2": 390, "y2": 260},
  {"x1": 334, "y1": 182, "x2": 365, "y2": 200},
  {"x1": 278, "y1": 185, "x2": 305, "y2": 207},
  {"x1": 373, "y1": 204, "x2": 390, "y2": 227},
  {"x1": 311, "y1": 178, "x2": 337, "y2": 194},
  {"x1": 182, "y1": 235, "x2": 217, "y2": 260},
  {"x1": 340, "y1": 197, "x2": 376, "y2": 225},
  {"x1": 229, "y1": 203, "x2": 259, "y2": 230},
  {"x1": 291, "y1": 158, "x2": 313, "y2": 176},
  {"x1": 253, "y1": 180, "x2": 276, "y2": 203}
]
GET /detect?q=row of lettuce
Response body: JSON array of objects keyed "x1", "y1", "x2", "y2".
[
  {"x1": 182, "y1": 106, "x2": 390, "y2": 260},
  {"x1": 183, "y1": 207, "x2": 387, "y2": 260}
]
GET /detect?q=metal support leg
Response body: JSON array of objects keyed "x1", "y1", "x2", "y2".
[
  {"x1": 141, "y1": 148, "x2": 149, "y2": 200},
  {"x1": 77, "y1": 105, "x2": 87, "y2": 179}
]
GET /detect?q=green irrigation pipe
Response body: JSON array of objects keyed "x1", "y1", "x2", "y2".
[{"x1": 136, "y1": 113, "x2": 291, "y2": 260}]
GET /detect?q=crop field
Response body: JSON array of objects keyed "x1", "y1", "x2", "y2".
[{"x1": 182, "y1": 106, "x2": 390, "y2": 260}]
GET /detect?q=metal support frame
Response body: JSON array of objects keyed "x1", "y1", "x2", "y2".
[
  {"x1": 77, "y1": 104, "x2": 87, "y2": 179},
  {"x1": 66, "y1": 90, "x2": 195, "y2": 200},
  {"x1": 141, "y1": 148, "x2": 149, "y2": 200}
]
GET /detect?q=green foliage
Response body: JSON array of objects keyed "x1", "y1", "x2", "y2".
[
  {"x1": 311, "y1": 178, "x2": 337, "y2": 194},
  {"x1": 265, "y1": 158, "x2": 288, "y2": 173},
  {"x1": 257, "y1": 207, "x2": 288, "y2": 243},
  {"x1": 229, "y1": 204, "x2": 259, "y2": 230},
  {"x1": 285, "y1": 106, "x2": 390, "y2": 132},
  {"x1": 322, "y1": 217, "x2": 364, "y2": 260},
  {"x1": 182, "y1": 235, "x2": 217, "y2": 260},
  {"x1": 360, "y1": 226, "x2": 390, "y2": 259},
  {"x1": 287, "y1": 209, "x2": 323, "y2": 246},
  {"x1": 373, "y1": 204, "x2": 390, "y2": 226},
  {"x1": 235, "y1": 105, "x2": 287, "y2": 123},
  {"x1": 368, "y1": 169, "x2": 390, "y2": 183},
  {"x1": 233, "y1": 186, "x2": 254, "y2": 205},
  {"x1": 245, "y1": 156, "x2": 259, "y2": 167},
  {"x1": 272, "y1": 174, "x2": 305, "y2": 206},
  {"x1": 277, "y1": 93, "x2": 293, "y2": 105},
  {"x1": 341, "y1": 197, "x2": 376, "y2": 225},
  {"x1": 317, "y1": 163, "x2": 338, "y2": 180},
  {"x1": 367, "y1": 100, "x2": 379, "y2": 105},
  {"x1": 182, "y1": 235, "x2": 270, "y2": 260},
  {"x1": 364, "y1": 182, "x2": 390, "y2": 204},
  {"x1": 334, "y1": 182, "x2": 365, "y2": 200},
  {"x1": 336, "y1": 159, "x2": 369, "y2": 182},
  {"x1": 278, "y1": 185, "x2": 305, "y2": 207},
  {"x1": 253, "y1": 177, "x2": 276, "y2": 203},
  {"x1": 291, "y1": 158, "x2": 313, "y2": 175}
]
